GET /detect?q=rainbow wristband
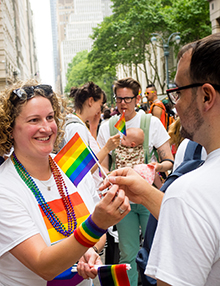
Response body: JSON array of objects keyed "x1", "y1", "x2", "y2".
[{"x1": 74, "y1": 215, "x2": 107, "y2": 247}]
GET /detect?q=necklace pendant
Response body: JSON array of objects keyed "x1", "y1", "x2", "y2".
[{"x1": 47, "y1": 186, "x2": 51, "y2": 191}]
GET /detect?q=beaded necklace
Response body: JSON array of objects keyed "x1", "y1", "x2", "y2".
[{"x1": 11, "y1": 152, "x2": 77, "y2": 237}]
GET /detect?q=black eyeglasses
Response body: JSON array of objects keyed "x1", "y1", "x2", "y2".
[
  {"x1": 115, "y1": 95, "x2": 136, "y2": 103},
  {"x1": 166, "y1": 83, "x2": 220, "y2": 105},
  {"x1": 11, "y1": 85, "x2": 54, "y2": 102}
]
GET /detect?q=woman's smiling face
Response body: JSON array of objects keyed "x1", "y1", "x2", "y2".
[{"x1": 12, "y1": 96, "x2": 57, "y2": 160}]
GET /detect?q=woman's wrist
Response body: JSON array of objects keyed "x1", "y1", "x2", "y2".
[
  {"x1": 92, "y1": 245, "x2": 99, "y2": 254},
  {"x1": 74, "y1": 215, "x2": 107, "y2": 248}
]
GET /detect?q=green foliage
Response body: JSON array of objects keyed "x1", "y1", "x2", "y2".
[
  {"x1": 163, "y1": 0, "x2": 211, "y2": 44},
  {"x1": 65, "y1": 50, "x2": 116, "y2": 106},
  {"x1": 65, "y1": 50, "x2": 89, "y2": 93},
  {"x1": 65, "y1": 0, "x2": 211, "y2": 95}
]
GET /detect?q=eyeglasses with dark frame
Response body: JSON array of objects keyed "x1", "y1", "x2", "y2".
[
  {"x1": 115, "y1": 95, "x2": 136, "y2": 104},
  {"x1": 11, "y1": 85, "x2": 54, "y2": 103},
  {"x1": 166, "y1": 83, "x2": 220, "y2": 105}
]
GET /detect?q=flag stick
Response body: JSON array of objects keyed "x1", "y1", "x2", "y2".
[
  {"x1": 71, "y1": 264, "x2": 131, "y2": 272},
  {"x1": 80, "y1": 136, "x2": 112, "y2": 184}
]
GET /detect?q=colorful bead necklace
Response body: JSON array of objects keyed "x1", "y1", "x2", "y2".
[{"x1": 11, "y1": 152, "x2": 77, "y2": 237}]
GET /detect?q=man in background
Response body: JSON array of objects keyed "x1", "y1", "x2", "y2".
[{"x1": 145, "y1": 84, "x2": 166, "y2": 128}]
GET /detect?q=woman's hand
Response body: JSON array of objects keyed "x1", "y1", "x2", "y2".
[
  {"x1": 92, "y1": 184, "x2": 130, "y2": 230},
  {"x1": 77, "y1": 248, "x2": 102, "y2": 279},
  {"x1": 89, "y1": 111, "x2": 101, "y2": 128}
]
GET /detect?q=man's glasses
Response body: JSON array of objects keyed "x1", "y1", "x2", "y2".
[
  {"x1": 115, "y1": 95, "x2": 136, "y2": 103},
  {"x1": 144, "y1": 91, "x2": 155, "y2": 95},
  {"x1": 166, "y1": 83, "x2": 220, "y2": 105},
  {"x1": 11, "y1": 85, "x2": 54, "y2": 102}
]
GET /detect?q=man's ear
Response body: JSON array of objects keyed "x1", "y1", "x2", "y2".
[
  {"x1": 202, "y1": 83, "x2": 216, "y2": 111},
  {"x1": 131, "y1": 142, "x2": 136, "y2": 147},
  {"x1": 136, "y1": 95, "x2": 141, "y2": 105}
]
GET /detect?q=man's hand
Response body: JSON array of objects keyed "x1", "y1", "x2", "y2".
[
  {"x1": 99, "y1": 167, "x2": 150, "y2": 205},
  {"x1": 99, "y1": 167, "x2": 164, "y2": 220}
]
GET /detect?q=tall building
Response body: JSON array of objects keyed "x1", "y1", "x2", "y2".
[
  {"x1": 207, "y1": 0, "x2": 220, "y2": 33},
  {"x1": 50, "y1": 0, "x2": 74, "y2": 93},
  {"x1": 51, "y1": 0, "x2": 112, "y2": 93},
  {"x1": 0, "y1": 0, "x2": 39, "y2": 89}
]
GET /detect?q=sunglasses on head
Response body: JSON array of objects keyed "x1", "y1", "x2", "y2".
[
  {"x1": 11, "y1": 85, "x2": 54, "y2": 102},
  {"x1": 144, "y1": 91, "x2": 155, "y2": 95}
]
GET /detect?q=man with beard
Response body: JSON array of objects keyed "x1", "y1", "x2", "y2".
[{"x1": 100, "y1": 33, "x2": 220, "y2": 286}]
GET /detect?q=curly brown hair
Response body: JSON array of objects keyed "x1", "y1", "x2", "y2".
[
  {"x1": 168, "y1": 117, "x2": 184, "y2": 149},
  {"x1": 0, "y1": 79, "x2": 67, "y2": 156}
]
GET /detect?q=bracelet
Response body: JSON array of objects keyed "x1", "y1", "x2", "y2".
[
  {"x1": 74, "y1": 215, "x2": 107, "y2": 248},
  {"x1": 92, "y1": 245, "x2": 99, "y2": 254},
  {"x1": 160, "y1": 159, "x2": 174, "y2": 164}
]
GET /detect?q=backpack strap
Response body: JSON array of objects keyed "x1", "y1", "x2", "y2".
[
  {"x1": 140, "y1": 113, "x2": 152, "y2": 163},
  {"x1": 108, "y1": 115, "x2": 120, "y2": 170},
  {"x1": 150, "y1": 102, "x2": 166, "y2": 112},
  {"x1": 109, "y1": 115, "x2": 119, "y2": 136},
  {"x1": 64, "y1": 115, "x2": 89, "y2": 145},
  {"x1": 184, "y1": 140, "x2": 203, "y2": 161}
]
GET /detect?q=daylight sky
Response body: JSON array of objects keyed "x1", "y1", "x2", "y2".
[{"x1": 30, "y1": 0, "x2": 55, "y2": 88}]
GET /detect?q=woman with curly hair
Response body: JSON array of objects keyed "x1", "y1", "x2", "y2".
[{"x1": 0, "y1": 79, "x2": 130, "y2": 286}]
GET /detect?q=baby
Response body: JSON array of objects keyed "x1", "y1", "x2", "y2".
[
  {"x1": 115, "y1": 128, "x2": 156, "y2": 184},
  {"x1": 115, "y1": 128, "x2": 145, "y2": 169}
]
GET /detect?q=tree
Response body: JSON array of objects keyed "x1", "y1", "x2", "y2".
[
  {"x1": 164, "y1": 0, "x2": 211, "y2": 44},
  {"x1": 65, "y1": 50, "x2": 116, "y2": 106},
  {"x1": 89, "y1": 0, "x2": 211, "y2": 93},
  {"x1": 65, "y1": 50, "x2": 89, "y2": 93}
]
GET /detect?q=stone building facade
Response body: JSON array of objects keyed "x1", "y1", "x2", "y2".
[
  {"x1": 207, "y1": 0, "x2": 220, "y2": 33},
  {"x1": 0, "y1": 0, "x2": 38, "y2": 90}
]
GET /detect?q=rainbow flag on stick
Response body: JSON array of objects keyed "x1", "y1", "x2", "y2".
[
  {"x1": 54, "y1": 132, "x2": 97, "y2": 187},
  {"x1": 98, "y1": 264, "x2": 131, "y2": 286},
  {"x1": 114, "y1": 111, "x2": 126, "y2": 136}
]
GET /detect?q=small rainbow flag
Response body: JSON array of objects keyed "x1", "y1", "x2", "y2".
[
  {"x1": 114, "y1": 112, "x2": 126, "y2": 136},
  {"x1": 98, "y1": 264, "x2": 131, "y2": 286},
  {"x1": 54, "y1": 132, "x2": 97, "y2": 187}
]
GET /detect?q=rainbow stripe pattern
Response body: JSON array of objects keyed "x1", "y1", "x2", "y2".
[
  {"x1": 74, "y1": 214, "x2": 107, "y2": 247},
  {"x1": 114, "y1": 112, "x2": 126, "y2": 136},
  {"x1": 54, "y1": 132, "x2": 97, "y2": 187},
  {"x1": 43, "y1": 191, "x2": 90, "y2": 285},
  {"x1": 98, "y1": 264, "x2": 131, "y2": 286},
  {"x1": 40, "y1": 191, "x2": 90, "y2": 244}
]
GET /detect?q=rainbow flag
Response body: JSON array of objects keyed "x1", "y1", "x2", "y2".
[
  {"x1": 98, "y1": 264, "x2": 131, "y2": 286},
  {"x1": 43, "y1": 187, "x2": 90, "y2": 285},
  {"x1": 114, "y1": 112, "x2": 126, "y2": 136},
  {"x1": 54, "y1": 132, "x2": 97, "y2": 187}
]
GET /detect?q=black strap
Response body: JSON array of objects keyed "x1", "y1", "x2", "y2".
[{"x1": 160, "y1": 159, "x2": 174, "y2": 164}]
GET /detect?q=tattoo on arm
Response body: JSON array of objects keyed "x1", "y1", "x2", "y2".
[{"x1": 157, "y1": 148, "x2": 166, "y2": 161}]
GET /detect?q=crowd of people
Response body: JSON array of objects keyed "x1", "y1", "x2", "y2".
[{"x1": 0, "y1": 32, "x2": 219, "y2": 286}]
